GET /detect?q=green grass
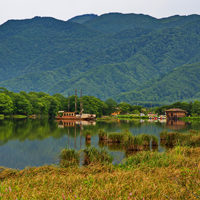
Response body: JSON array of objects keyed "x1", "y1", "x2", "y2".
[
  {"x1": 117, "y1": 115, "x2": 149, "y2": 119},
  {"x1": 83, "y1": 146, "x2": 113, "y2": 165},
  {"x1": 98, "y1": 129, "x2": 107, "y2": 140},
  {"x1": 4, "y1": 115, "x2": 27, "y2": 119},
  {"x1": 60, "y1": 149, "x2": 79, "y2": 168},
  {"x1": 180, "y1": 117, "x2": 200, "y2": 121},
  {"x1": 0, "y1": 114, "x2": 4, "y2": 119},
  {"x1": 1, "y1": 147, "x2": 200, "y2": 199},
  {"x1": 160, "y1": 130, "x2": 200, "y2": 148}
]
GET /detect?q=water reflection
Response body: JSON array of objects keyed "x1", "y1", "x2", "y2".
[
  {"x1": 166, "y1": 120, "x2": 187, "y2": 131},
  {"x1": 0, "y1": 118, "x2": 200, "y2": 169}
]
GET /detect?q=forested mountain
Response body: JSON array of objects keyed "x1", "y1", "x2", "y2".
[
  {"x1": 115, "y1": 62, "x2": 200, "y2": 104},
  {"x1": 0, "y1": 13, "x2": 200, "y2": 104}
]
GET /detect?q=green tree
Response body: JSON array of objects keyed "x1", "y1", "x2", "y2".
[
  {"x1": 0, "y1": 93, "x2": 13, "y2": 115},
  {"x1": 104, "y1": 98, "x2": 117, "y2": 115},
  {"x1": 12, "y1": 94, "x2": 32, "y2": 115},
  {"x1": 191, "y1": 101, "x2": 200, "y2": 116}
]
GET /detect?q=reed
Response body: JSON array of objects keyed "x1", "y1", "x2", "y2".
[
  {"x1": 151, "y1": 135, "x2": 159, "y2": 146},
  {"x1": 107, "y1": 132, "x2": 124, "y2": 143},
  {"x1": 160, "y1": 130, "x2": 200, "y2": 148},
  {"x1": 0, "y1": 147, "x2": 200, "y2": 199},
  {"x1": 83, "y1": 146, "x2": 113, "y2": 165},
  {"x1": 84, "y1": 130, "x2": 92, "y2": 140},
  {"x1": 124, "y1": 135, "x2": 144, "y2": 151},
  {"x1": 137, "y1": 133, "x2": 151, "y2": 146},
  {"x1": 98, "y1": 129, "x2": 107, "y2": 140},
  {"x1": 59, "y1": 149, "x2": 79, "y2": 168}
]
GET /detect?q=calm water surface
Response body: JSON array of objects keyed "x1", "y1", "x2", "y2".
[{"x1": 0, "y1": 118, "x2": 200, "y2": 169}]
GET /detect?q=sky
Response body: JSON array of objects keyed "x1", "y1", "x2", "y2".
[{"x1": 1, "y1": 0, "x2": 200, "y2": 25}]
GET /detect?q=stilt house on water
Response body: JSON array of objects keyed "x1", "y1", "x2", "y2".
[{"x1": 165, "y1": 108, "x2": 187, "y2": 120}]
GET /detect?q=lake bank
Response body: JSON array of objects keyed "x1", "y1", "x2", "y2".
[
  {"x1": 0, "y1": 146, "x2": 199, "y2": 199},
  {"x1": 180, "y1": 117, "x2": 200, "y2": 121}
]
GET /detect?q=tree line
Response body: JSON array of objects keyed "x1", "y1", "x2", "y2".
[{"x1": 0, "y1": 87, "x2": 200, "y2": 117}]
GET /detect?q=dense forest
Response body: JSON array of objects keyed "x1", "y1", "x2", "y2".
[
  {"x1": 0, "y1": 87, "x2": 200, "y2": 117},
  {"x1": 0, "y1": 13, "x2": 200, "y2": 104}
]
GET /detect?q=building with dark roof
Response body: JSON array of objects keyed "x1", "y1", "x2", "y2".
[{"x1": 165, "y1": 108, "x2": 187, "y2": 119}]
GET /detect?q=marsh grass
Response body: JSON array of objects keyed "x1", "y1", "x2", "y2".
[
  {"x1": 83, "y1": 146, "x2": 113, "y2": 165},
  {"x1": 151, "y1": 135, "x2": 159, "y2": 146},
  {"x1": 124, "y1": 135, "x2": 144, "y2": 151},
  {"x1": 59, "y1": 149, "x2": 79, "y2": 168},
  {"x1": 85, "y1": 140, "x2": 91, "y2": 147},
  {"x1": 1, "y1": 147, "x2": 200, "y2": 199},
  {"x1": 160, "y1": 130, "x2": 200, "y2": 148},
  {"x1": 84, "y1": 130, "x2": 92, "y2": 140},
  {"x1": 98, "y1": 129, "x2": 107, "y2": 140},
  {"x1": 137, "y1": 134, "x2": 151, "y2": 146},
  {"x1": 107, "y1": 132, "x2": 124, "y2": 143}
]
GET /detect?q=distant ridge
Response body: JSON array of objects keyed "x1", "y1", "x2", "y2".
[{"x1": 68, "y1": 14, "x2": 98, "y2": 24}]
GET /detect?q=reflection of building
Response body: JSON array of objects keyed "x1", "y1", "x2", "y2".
[
  {"x1": 165, "y1": 108, "x2": 187, "y2": 120},
  {"x1": 166, "y1": 120, "x2": 187, "y2": 131}
]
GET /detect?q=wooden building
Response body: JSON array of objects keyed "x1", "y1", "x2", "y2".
[{"x1": 165, "y1": 108, "x2": 187, "y2": 119}]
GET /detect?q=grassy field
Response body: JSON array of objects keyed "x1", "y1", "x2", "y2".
[
  {"x1": 0, "y1": 146, "x2": 200, "y2": 199},
  {"x1": 180, "y1": 117, "x2": 200, "y2": 121},
  {"x1": 0, "y1": 114, "x2": 4, "y2": 119}
]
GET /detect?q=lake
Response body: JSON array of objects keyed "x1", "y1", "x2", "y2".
[{"x1": 0, "y1": 118, "x2": 200, "y2": 170}]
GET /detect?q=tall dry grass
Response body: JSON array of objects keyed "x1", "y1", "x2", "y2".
[{"x1": 1, "y1": 147, "x2": 200, "y2": 199}]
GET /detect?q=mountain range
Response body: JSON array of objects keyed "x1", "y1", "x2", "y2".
[{"x1": 0, "y1": 12, "x2": 200, "y2": 105}]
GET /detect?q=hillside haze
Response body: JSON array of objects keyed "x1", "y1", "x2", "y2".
[{"x1": 0, "y1": 13, "x2": 200, "y2": 104}]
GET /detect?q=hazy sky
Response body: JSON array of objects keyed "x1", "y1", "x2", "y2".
[{"x1": 1, "y1": 0, "x2": 200, "y2": 25}]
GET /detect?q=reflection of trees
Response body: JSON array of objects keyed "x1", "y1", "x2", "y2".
[
  {"x1": 0, "y1": 119, "x2": 62, "y2": 145},
  {"x1": 1, "y1": 119, "x2": 199, "y2": 146}
]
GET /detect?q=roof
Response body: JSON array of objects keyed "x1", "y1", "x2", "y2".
[{"x1": 165, "y1": 108, "x2": 187, "y2": 113}]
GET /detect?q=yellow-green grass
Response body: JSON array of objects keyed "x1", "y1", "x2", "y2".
[
  {"x1": 4, "y1": 115, "x2": 27, "y2": 119},
  {"x1": 160, "y1": 130, "x2": 200, "y2": 147},
  {"x1": 98, "y1": 129, "x2": 107, "y2": 140},
  {"x1": 0, "y1": 147, "x2": 200, "y2": 199},
  {"x1": 117, "y1": 115, "x2": 149, "y2": 119},
  {"x1": 0, "y1": 114, "x2": 4, "y2": 119}
]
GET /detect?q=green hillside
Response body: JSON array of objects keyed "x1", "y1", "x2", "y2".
[
  {"x1": 47, "y1": 62, "x2": 158, "y2": 100},
  {"x1": 0, "y1": 13, "x2": 200, "y2": 103},
  {"x1": 114, "y1": 62, "x2": 200, "y2": 104}
]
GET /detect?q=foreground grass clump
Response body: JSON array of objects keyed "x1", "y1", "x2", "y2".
[
  {"x1": 83, "y1": 146, "x2": 113, "y2": 165},
  {"x1": 1, "y1": 147, "x2": 200, "y2": 199},
  {"x1": 60, "y1": 149, "x2": 79, "y2": 168}
]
